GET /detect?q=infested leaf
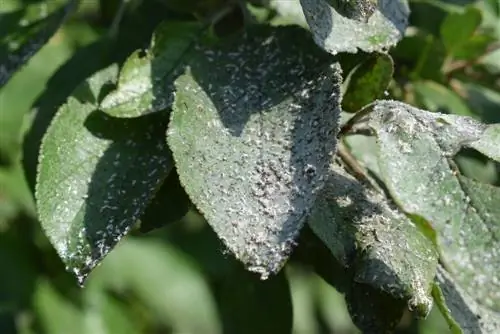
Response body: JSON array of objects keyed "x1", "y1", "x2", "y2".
[
  {"x1": 36, "y1": 66, "x2": 172, "y2": 283},
  {"x1": 100, "y1": 21, "x2": 203, "y2": 118},
  {"x1": 309, "y1": 163, "x2": 437, "y2": 332},
  {"x1": 167, "y1": 26, "x2": 342, "y2": 278},
  {"x1": 434, "y1": 266, "x2": 500, "y2": 334},
  {"x1": 364, "y1": 100, "x2": 500, "y2": 312},
  {"x1": 299, "y1": 0, "x2": 409, "y2": 55}
]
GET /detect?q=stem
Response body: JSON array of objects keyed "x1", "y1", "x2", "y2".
[
  {"x1": 108, "y1": 0, "x2": 129, "y2": 38},
  {"x1": 339, "y1": 102, "x2": 376, "y2": 137}
]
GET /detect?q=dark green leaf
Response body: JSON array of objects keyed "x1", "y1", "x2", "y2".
[
  {"x1": 139, "y1": 167, "x2": 191, "y2": 233},
  {"x1": 300, "y1": 0, "x2": 409, "y2": 55},
  {"x1": 309, "y1": 164, "x2": 437, "y2": 324},
  {"x1": 434, "y1": 266, "x2": 500, "y2": 334},
  {"x1": 440, "y1": 7, "x2": 482, "y2": 56},
  {"x1": 346, "y1": 282, "x2": 407, "y2": 333},
  {"x1": 364, "y1": 100, "x2": 500, "y2": 312},
  {"x1": 0, "y1": 0, "x2": 77, "y2": 88},
  {"x1": 343, "y1": 53, "x2": 394, "y2": 113},
  {"x1": 100, "y1": 21, "x2": 203, "y2": 118},
  {"x1": 36, "y1": 66, "x2": 172, "y2": 284},
  {"x1": 167, "y1": 26, "x2": 342, "y2": 278},
  {"x1": 217, "y1": 265, "x2": 292, "y2": 334}
]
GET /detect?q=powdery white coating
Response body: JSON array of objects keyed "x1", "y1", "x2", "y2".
[
  {"x1": 436, "y1": 266, "x2": 500, "y2": 333},
  {"x1": 36, "y1": 66, "x2": 172, "y2": 284},
  {"x1": 366, "y1": 100, "x2": 500, "y2": 311},
  {"x1": 100, "y1": 22, "x2": 202, "y2": 118},
  {"x1": 0, "y1": 0, "x2": 77, "y2": 87},
  {"x1": 470, "y1": 123, "x2": 500, "y2": 163},
  {"x1": 300, "y1": 0, "x2": 409, "y2": 55},
  {"x1": 309, "y1": 163, "x2": 436, "y2": 318},
  {"x1": 167, "y1": 27, "x2": 342, "y2": 279}
]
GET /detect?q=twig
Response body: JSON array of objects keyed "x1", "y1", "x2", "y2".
[{"x1": 108, "y1": 0, "x2": 129, "y2": 38}]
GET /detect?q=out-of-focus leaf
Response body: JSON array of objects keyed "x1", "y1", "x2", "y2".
[
  {"x1": 0, "y1": 164, "x2": 35, "y2": 216},
  {"x1": 36, "y1": 66, "x2": 172, "y2": 284},
  {"x1": 34, "y1": 279, "x2": 140, "y2": 334},
  {"x1": 440, "y1": 7, "x2": 482, "y2": 57},
  {"x1": 299, "y1": 0, "x2": 409, "y2": 55},
  {"x1": 167, "y1": 26, "x2": 341, "y2": 278},
  {"x1": 217, "y1": 265, "x2": 293, "y2": 334},
  {"x1": 100, "y1": 21, "x2": 203, "y2": 118},
  {"x1": 94, "y1": 239, "x2": 221, "y2": 333},
  {"x1": 0, "y1": 0, "x2": 77, "y2": 88},
  {"x1": 309, "y1": 163, "x2": 436, "y2": 332},
  {"x1": 364, "y1": 100, "x2": 500, "y2": 312},
  {"x1": 139, "y1": 167, "x2": 191, "y2": 233},
  {"x1": 463, "y1": 83, "x2": 500, "y2": 123},
  {"x1": 434, "y1": 266, "x2": 500, "y2": 334},
  {"x1": 453, "y1": 33, "x2": 496, "y2": 61},
  {"x1": 413, "y1": 80, "x2": 473, "y2": 117},
  {"x1": 343, "y1": 52, "x2": 393, "y2": 113}
]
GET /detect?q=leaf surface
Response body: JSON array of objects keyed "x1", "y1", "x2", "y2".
[
  {"x1": 309, "y1": 163, "x2": 437, "y2": 331},
  {"x1": 167, "y1": 26, "x2": 342, "y2": 278},
  {"x1": 364, "y1": 100, "x2": 500, "y2": 312},
  {"x1": 299, "y1": 0, "x2": 409, "y2": 54},
  {"x1": 36, "y1": 66, "x2": 172, "y2": 283},
  {"x1": 100, "y1": 21, "x2": 203, "y2": 117}
]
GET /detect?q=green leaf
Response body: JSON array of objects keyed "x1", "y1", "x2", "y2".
[
  {"x1": 0, "y1": 0, "x2": 77, "y2": 88},
  {"x1": 299, "y1": 0, "x2": 409, "y2": 55},
  {"x1": 470, "y1": 123, "x2": 500, "y2": 162},
  {"x1": 309, "y1": 164, "x2": 437, "y2": 330},
  {"x1": 364, "y1": 100, "x2": 500, "y2": 312},
  {"x1": 100, "y1": 21, "x2": 203, "y2": 118},
  {"x1": 440, "y1": 7, "x2": 482, "y2": 56},
  {"x1": 34, "y1": 279, "x2": 140, "y2": 334},
  {"x1": 167, "y1": 26, "x2": 342, "y2": 278},
  {"x1": 36, "y1": 66, "x2": 172, "y2": 284},
  {"x1": 434, "y1": 266, "x2": 500, "y2": 334},
  {"x1": 412, "y1": 80, "x2": 473, "y2": 117},
  {"x1": 139, "y1": 167, "x2": 191, "y2": 233},
  {"x1": 93, "y1": 239, "x2": 221, "y2": 333},
  {"x1": 342, "y1": 53, "x2": 394, "y2": 113},
  {"x1": 218, "y1": 265, "x2": 293, "y2": 334}
]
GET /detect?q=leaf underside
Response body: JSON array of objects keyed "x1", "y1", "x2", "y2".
[
  {"x1": 309, "y1": 163, "x2": 437, "y2": 331},
  {"x1": 364, "y1": 100, "x2": 500, "y2": 312}
]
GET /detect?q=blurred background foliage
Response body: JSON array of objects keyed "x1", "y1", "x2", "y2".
[{"x1": 0, "y1": 0, "x2": 498, "y2": 333}]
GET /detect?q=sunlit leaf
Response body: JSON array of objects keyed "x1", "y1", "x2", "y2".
[
  {"x1": 36, "y1": 66, "x2": 172, "y2": 283},
  {"x1": 364, "y1": 100, "x2": 500, "y2": 313},
  {"x1": 300, "y1": 0, "x2": 409, "y2": 54},
  {"x1": 167, "y1": 26, "x2": 341, "y2": 278}
]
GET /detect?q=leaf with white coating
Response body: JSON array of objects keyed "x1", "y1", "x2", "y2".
[
  {"x1": 309, "y1": 163, "x2": 437, "y2": 330},
  {"x1": 36, "y1": 66, "x2": 172, "y2": 284},
  {"x1": 300, "y1": 0, "x2": 409, "y2": 55},
  {"x1": 100, "y1": 21, "x2": 203, "y2": 117},
  {"x1": 364, "y1": 100, "x2": 500, "y2": 312},
  {"x1": 167, "y1": 26, "x2": 342, "y2": 278}
]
